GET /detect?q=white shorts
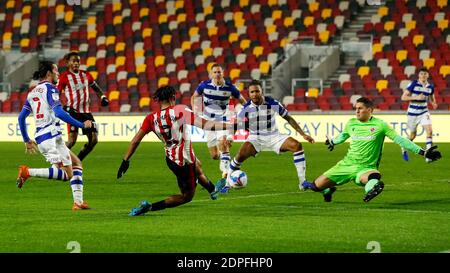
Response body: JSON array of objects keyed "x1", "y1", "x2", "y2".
[
  {"x1": 206, "y1": 129, "x2": 233, "y2": 148},
  {"x1": 38, "y1": 135, "x2": 72, "y2": 166},
  {"x1": 247, "y1": 133, "x2": 289, "y2": 154},
  {"x1": 407, "y1": 112, "x2": 432, "y2": 132}
]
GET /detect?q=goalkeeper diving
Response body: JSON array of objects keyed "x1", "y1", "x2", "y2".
[{"x1": 302, "y1": 97, "x2": 442, "y2": 202}]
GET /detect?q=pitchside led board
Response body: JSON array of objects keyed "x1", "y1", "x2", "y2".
[{"x1": 1, "y1": 114, "x2": 449, "y2": 142}]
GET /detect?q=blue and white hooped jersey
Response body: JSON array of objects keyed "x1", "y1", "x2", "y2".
[
  {"x1": 24, "y1": 81, "x2": 63, "y2": 140},
  {"x1": 195, "y1": 79, "x2": 241, "y2": 121},
  {"x1": 237, "y1": 96, "x2": 289, "y2": 136},
  {"x1": 406, "y1": 80, "x2": 434, "y2": 116}
]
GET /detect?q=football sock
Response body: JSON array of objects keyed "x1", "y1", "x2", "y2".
[
  {"x1": 77, "y1": 143, "x2": 94, "y2": 161},
  {"x1": 28, "y1": 167, "x2": 68, "y2": 181},
  {"x1": 205, "y1": 181, "x2": 215, "y2": 193},
  {"x1": 426, "y1": 137, "x2": 432, "y2": 150},
  {"x1": 151, "y1": 200, "x2": 166, "y2": 211},
  {"x1": 364, "y1": 179, "x2": 379, "y2": 194},
  {"x1": 293, "y1": 150, "x2": 306, "y2": 183},
  {"x1": 228, "y1": 158, "x2": 242, "y2": 176},
  {"x1": 219, "y1": 152, "x2": 231, "y2": 173},
  {"x1": 70, "y1": 167, "x2": 84, "y2": 204}
]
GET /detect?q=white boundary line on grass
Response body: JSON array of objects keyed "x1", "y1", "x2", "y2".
[{"x1": 194, "y1": 191, "x2": 450, "y2": 215}]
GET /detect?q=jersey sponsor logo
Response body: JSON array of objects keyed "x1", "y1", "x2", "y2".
[
  {"x1": 352, "y1": 135, "x2": 376, "y2": 141},
  {"x1": 203, "y1": 88, "x2": 232, "y2": 97}
]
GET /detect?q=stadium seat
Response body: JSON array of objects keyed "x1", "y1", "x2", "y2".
[
  {"x1": 396, "y1": 50, "x2": 408, "y2": 63},
  {"x1": 376, "y1": 80, "x2": 388, "y2": 92},
  {"x1": 139, "y1": 97, "x2": 150, "y2": 108},
  {"x1": 423, "y1": 58, "x2": 435, "y2": 69},
  {"x1": 439, "y1": 65, "x2": 450, "y2": 77},
  {"x1": 307, "y1": 88, "x2": 319, "y2": 98},
  {"x1": 357, "y1": 66, "x2": 370, "y2": 78}
]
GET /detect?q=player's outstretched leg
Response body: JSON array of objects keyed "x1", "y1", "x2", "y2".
[
  {"x1": 129, "y1": 200, "x2": 152, "y2": 216},
  {"x1": 16, "y1": 165, "x2": 30, "y2": 189},
  {"x1": 323, "y1": 187, "x2": 337, "y2": 202},
  {"x1": 16, "y1": 165, "x2": 70, "y2": 189},
  {"x1": 363, "y1": 172, "x2": 384, "y2": 202},
  {"x1": 302, "y1": 181, "x2": 337, "y2": 202},
  {"x1": 363, "y1": 181, "x2": 384, "y2": 202},
  {"x1": 210, "y1": 178, "x2": 227, "y2": 200}
]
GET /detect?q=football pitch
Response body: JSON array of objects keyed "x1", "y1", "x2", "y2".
[{"x1": 0, "y1": 142, "x2": 449, "y2": 253}]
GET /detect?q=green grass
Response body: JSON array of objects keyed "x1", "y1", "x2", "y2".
[{"x1": 0, "y1": 142, "x2": 449, "y2": 253}]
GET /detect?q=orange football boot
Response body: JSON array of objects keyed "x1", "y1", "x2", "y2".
[
  {"x1": 72, "y1": 201, "x2": 90, "y2": 211},
  {"x1": 16, "y1": 165, "x2": 30, "y2": 189}
]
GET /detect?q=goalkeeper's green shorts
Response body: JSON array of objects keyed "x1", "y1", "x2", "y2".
[{"x1": 323, "y1": 160, "x2": 377, "y2": 186}]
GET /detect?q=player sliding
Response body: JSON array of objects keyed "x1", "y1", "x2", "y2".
[
  {"x1": 17, "y1": 61, "x2": 93, "y2": 210},
  {"x1": 117, "y1": 85, "x2": 230, "y2": 216},
  {"x1": 302, "y1": 97, "x2": 442, "y2": 202},
  {"x1": 224, "y1": 79, "x2": 315, "y2": 192}
]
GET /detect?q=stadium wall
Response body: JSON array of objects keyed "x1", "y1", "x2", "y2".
[{"x1": 1, "y1": 113, "x2": 449, "y2": 143}]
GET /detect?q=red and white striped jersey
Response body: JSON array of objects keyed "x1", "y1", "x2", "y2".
[
  {"x1": 141, "y1": 104, "x2": 196, "y2": 166},
  {"x1": 57, "y1": 70, "x2": 94, "y2": 113}
]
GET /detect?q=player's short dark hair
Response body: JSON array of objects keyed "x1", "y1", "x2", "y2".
[
  {"x1": 356, "y1": 97, "x2": 374, "y2": 109},
  {"x1": 418, "y1": 67, "x2": 429, "y2": 73},
  {"x1": 153, "y1": 85, "x2": 176, "y2": 102},
  {"x1": 32, "y1": 61, "x2": 54, "y2": 80},
  {"x1": 64, "y1": 51, "x2": 80, "y2": 61},
  {"x1": 249, "y1": 79, "x2": 263, "y2": 89}
]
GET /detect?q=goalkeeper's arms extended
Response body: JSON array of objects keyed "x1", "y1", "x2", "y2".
[
  {"x1": 392, "y1": 135, "x2": 442, "y2": 161},
  {"x1": 385, "y1": 123, "x2": 442, "y2": 161}
]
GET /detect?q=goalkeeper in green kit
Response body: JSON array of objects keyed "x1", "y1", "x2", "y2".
[{"x1": 302, "y1": 97, "x2": 442, "y2": 202}]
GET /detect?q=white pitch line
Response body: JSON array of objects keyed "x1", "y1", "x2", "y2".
[
  {"x1": 192, "y1": 191, "x2": 304, "y2": 202},
  {"x1": 193, "y1": 191, "x2": 450, "y2": 215}
]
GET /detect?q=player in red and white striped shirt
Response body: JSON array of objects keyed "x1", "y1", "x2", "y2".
[
  {"x1": 117, "y1": 85, "x2": 229, "y2": 216},
  {"x1": 57, "y1": 51, "x2": 109, "y2": 161}
]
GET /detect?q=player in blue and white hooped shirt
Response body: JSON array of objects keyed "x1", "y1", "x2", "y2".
[
  {"x1": 191, "y1": 63, "x2": 247, "y2": 177},
  {"x1": 401, "y1": 68, "x2": 438, "y2": 163},
  {"x1": 225, "y1": 79, "x2": 315, "y2": 191},
  {"x1": 17, "y1": 61, "x2": 93, "y2": 210}
]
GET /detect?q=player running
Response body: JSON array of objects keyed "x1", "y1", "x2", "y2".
[
  {"x1": 191, "y1": 63, "x2": 247, "y2": 177},
  {"x1": 17, "y1": 61, "x2": 93, "y2": 210},
  {"x1": 224, "y1": 79, "x2": 315, "y2": 192},
  {"x1": 302, "y1": 97, "x2": 442, "y2": 203},
  {"x1": 400, "y1": 68, "x2": 438, "y2": 162},
  {"x1": 117, "y1": 85, "x2": 229, "y2": 216},
  {"x1": 57, "y1": 51, "x2": 109, "y2": 161}
]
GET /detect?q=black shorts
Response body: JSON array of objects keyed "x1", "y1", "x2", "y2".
[
  {"x1": 166, "y1": 157, "x2": 197, "y2": 193},
  {"x1": 66, "y1": 108, "x2": 97, "y2": 134}
]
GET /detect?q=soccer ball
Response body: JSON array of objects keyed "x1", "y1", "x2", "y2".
[{"x1": 227, "y1": 170, "x2": 248, "y2": 189}]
